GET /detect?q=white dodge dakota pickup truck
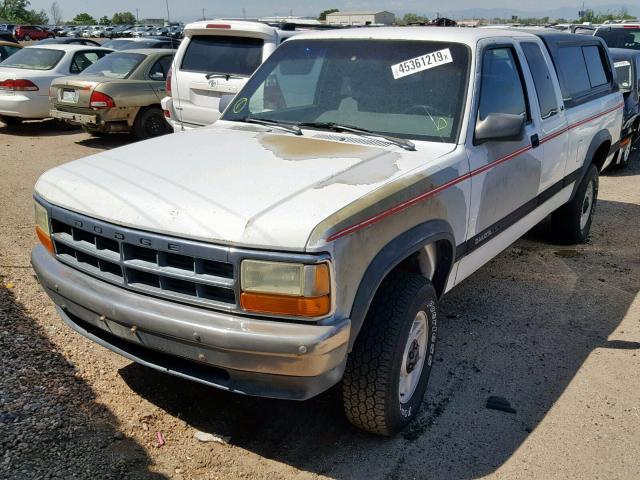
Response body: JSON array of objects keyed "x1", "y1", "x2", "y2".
[{"x1": 31, "y1": 28, "x2": 622, "y2": 435}]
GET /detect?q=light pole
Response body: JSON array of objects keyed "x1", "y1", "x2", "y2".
[{"x1": 165, "y1": 0, "x2": 170, "y2": 23}]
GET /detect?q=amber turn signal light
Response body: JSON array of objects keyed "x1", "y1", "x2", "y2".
[
  {"x1": 36, "y1": 225, "x2": 54, "y2": 254},
  {"x1": 240, "y1": 292, "x2": 330, "y2": 317}
]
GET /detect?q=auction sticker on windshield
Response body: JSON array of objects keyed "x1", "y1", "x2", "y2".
[{"x1": 391, "y1": 48, "x2": 453, "y2": 80}]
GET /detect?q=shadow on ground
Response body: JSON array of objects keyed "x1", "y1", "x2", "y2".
[
  {"x1": 0, "y1": 119, "x2": 135, "y2": 149},
  {"x1": 0, "y1": 284, "x2": 166, "y2": 480},
  {"x1": 0, "y1": 119, "x2": 81, "y2": 137},
  {"x1": 119, "y1": 189, "x2": 640, "y2": 478}
]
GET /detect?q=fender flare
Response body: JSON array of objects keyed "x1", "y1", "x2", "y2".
[
  {"x1": 347, "y1": 219, "x2": 456, "y2": 349},
  {"x1": 569, "y1": 129, "x2": 612, "y2": 200}
]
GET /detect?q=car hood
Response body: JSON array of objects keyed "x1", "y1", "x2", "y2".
[{"x1": 35, "y1": 123, "x2": 456, "y2": 251}]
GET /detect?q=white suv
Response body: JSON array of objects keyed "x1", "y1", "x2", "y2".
[{"x1": 161, "y1": 20, "x2": 301, "y2": 130}]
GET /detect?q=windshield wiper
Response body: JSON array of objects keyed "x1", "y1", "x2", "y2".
[
  {"x1": 205, "y1": 73, "x2": 245, "y2": 81},
  {"x1": 244, "y1": 116, "x2": 303, "y2": 136},
  {"x1": 298, "y1": 122, "x2": 416, "y2": 151}
]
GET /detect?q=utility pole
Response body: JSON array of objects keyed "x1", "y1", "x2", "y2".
[
  {"x1": 136, "y1": 8, "x2": 139, "y2": 22},
  {"x1": 165, "y1": 0, "x2": 170, "y2": 23},
  {"x1": 242, "y1": 8, "x2": 246, "y2": 19},
  {"x1": 202, "y1": 8, "x2": 206, "y2": 20}
]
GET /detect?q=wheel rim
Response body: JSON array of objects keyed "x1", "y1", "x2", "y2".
[
  {"x1": 145, "y1": 114, "x2": 165, "y2": 137},
  {"x1": 580, "y1": 180, "x2": 595, "y2": 231},
  {"x1": 399, "y1": 311, "x2": 428, "y2": 404},
  {"x1": 623, "y1": 142, "x2": 632, "y2": 163}
]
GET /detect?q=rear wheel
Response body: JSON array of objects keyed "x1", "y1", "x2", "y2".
[
  {"x1": 342, "y1": 272, "x2": 438, "y2": 436},
  {"x1": 23, "y1": 34, "x2": 31, "y2": 41},
  {"x1": 133, "y1": 107, "x2": 170, "y2": 141},
  {"x1": 0, "y1": 115, "x2": 22, "y2": 126},
  {"x1": 617, "y1": 140, "x2": 633, "y2": 169},
  {"x1": 551, "y1": 163, "x2": 598, "y2": 244}
]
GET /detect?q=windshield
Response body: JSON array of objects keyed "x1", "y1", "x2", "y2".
[
  {"x1": 80, "y1": 52, "x2": 145, "y2": 78},
  {"x1": 181, "y1": 35, "x2": 264, "y2": 76},
  {"x1": 614, "y1": 60, "x2": 633, "y2": 91},
  {"x1": 0, "y1": 47, "x2": 63, "y2": 70},
  {"x1": 596, "y1": 27, "x2": 640, "y2": 49},
  {"x1": 101, "y1": 39, "x2": 133, "y2": 50},
  {"x1": 0, "y1": 44, "x2": 20, "y2": 61},
  {"x1": 121, "y1": 40, "x2": 163, "y2": 50},
  {"x1": 221, "y1": 39, "x2": 470, "y2": 142}
]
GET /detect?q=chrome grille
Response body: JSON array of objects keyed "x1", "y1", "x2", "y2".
[{"x1": 49, "y1": 214, "x2": 237, "y2": 310}]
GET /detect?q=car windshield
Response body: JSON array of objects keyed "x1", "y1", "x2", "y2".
[
  {"x1": 120, "y1": 40, "x2": 164, "y2": 50},
  {"x1": 596, "y1": 27, "x2": 640, "y2": 49},
  {"x1": 221, "y1": 39, "x2": 471, "y2": 142},
  {"x1": 0, "y1": 44, "x2": 20, "y2": 61},
  {"x1": 0, "y1": 47, "x2": 64, "y2": 70},
  {"x1": 80, "y1": 52, "x2": 145, "y2": 78},
  {"x1": 614, "y1": 60, "x2": 633, "y2": 91},
  {"x1": 101, "y1": 39, "x2": 133, "y2": 50},
  {"x1": 181, "y1": 35, "x2": 264, "y2": 76}
]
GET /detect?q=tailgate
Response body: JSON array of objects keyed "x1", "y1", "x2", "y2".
[{"x1": 181, "y1": 75, "x2": 246, "y2": 125}]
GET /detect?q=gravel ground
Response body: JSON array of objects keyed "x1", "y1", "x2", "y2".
[{"x1": 1, "y1": 119, "x2": 639, "y2": 480}]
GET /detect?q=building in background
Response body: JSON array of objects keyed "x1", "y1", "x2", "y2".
[{"x1": 325, "y1": 10, "x2": 395, "y2": 26}]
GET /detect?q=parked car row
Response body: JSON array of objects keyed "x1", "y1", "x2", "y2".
[
  {"x1": 55, "y1": 24, "x2": 184, "y2": 40},
  {"x1": 27, "y1": 26, "x2": 629, "y2": 437},
  {"x1": 0, "y1": 43, "x2": 174, "y2": 139}
]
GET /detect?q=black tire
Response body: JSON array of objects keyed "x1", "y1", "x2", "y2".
[
  {"x1": 133, "y1": 107, "x2": 170, "y2": 141},
  {"x1": 342, "y1": 272, "x2": 438, "y2": 436},
  {"x1": 551, "y1": 163, "x2": 599, "y2": 244},
  {"x1": 23, "y1": 34, "x2": 31, "y2": 41},
  {"x1": 0, "y1": 115, "x2": 22, "y2": 126}
]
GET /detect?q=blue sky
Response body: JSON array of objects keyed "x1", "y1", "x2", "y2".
[{"x1": 28, "y1": 0, "x2": 640, "y2": 21}]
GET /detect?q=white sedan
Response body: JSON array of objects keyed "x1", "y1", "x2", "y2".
[{"x1": 0, "y1": 44, "x2": 112, "y2": 125}]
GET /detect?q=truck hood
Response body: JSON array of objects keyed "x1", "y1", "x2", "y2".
[{"x1": 35, "y1": 124, "x2": 455, "y2": 251}]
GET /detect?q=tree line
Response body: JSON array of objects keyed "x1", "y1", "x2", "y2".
[{"x1": 0, "y1": 0, "x2": 136, "y2": 25}]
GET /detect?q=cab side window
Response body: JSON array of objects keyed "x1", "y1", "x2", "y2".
[
  {"x1": 478, "y1": 47, "x2": 529, "y2": 122},
  {"x1": 148, "y1": 55, "x2": 173, "y2": 81},
  {"x1": 555, "y1": 44, "x2": 612, "y2": 104},
  {"x1": 521, "y1": 42, "x2": 559, "y2": 119}
]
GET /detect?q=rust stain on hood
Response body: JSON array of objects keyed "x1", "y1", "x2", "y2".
[{"x1": 259, "y1": 134, "x2": 375, "y2": 161}]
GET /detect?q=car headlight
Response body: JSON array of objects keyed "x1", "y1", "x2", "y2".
[
  {"x1": 240, "y1": 260, "x2": 331, "y2": 317},
  {"x1": 34, "y1": 201, "x2": 53, "y2": 254}
]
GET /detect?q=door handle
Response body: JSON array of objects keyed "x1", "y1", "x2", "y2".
[{"x1": 530, "y1": 134, "x2": 540, "y2": 148}]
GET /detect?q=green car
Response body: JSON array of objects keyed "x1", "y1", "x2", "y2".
[{"x1": 49, "y1": 49, "x2": 174, "y2": 140}]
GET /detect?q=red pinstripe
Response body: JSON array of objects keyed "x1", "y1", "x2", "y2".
[{"x1": 326, "y1": 102, "x2": 623, "y2": 242}]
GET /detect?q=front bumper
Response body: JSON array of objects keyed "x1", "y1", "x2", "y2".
[{"x1": 32, "y1": 246, "x2": 350, "y2": 400}]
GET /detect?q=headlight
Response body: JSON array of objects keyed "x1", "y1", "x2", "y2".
[
  {"x1": 240, "y1": 260, "x2": 331, "y2": 317},
  {"x1": 34, "y1": 201, "x2": 53, "y2": 254}
]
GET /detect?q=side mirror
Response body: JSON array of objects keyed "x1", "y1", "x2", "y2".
[
  {"x1": 218, "y1": 94, "x2": 235, "y2": 114},
  {"x1": 475, "y1": 113, "x2": 525, "y2": 144}
]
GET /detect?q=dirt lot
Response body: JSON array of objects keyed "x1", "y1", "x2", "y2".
[{"x1": 1, "y1": 119, "x2": 639, "y2": 480}]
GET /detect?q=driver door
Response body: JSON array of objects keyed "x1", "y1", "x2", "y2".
[{"x1": 457, "y1": 41, "x2": 544, "y2": 282}]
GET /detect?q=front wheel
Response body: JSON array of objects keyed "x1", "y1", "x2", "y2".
[
  {"x1": 133, "y1": 107, "x2": 171, "y2": 141},
  {"x1": 551, "y1": 163, "x2": 598, "y2": 244},
  {"x1": 23, "y1": 34, "x2": 31, "y2": 41},
  {"x1": 342, "y1": 272, "x2": 438, "y2": 436}
]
